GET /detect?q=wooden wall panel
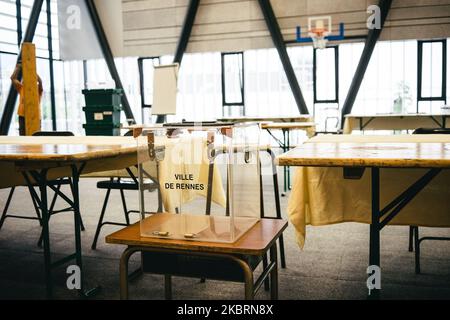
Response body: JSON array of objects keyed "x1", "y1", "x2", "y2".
[{"x1": 117, "y1": 0, "x2": 450, "y2": 57}]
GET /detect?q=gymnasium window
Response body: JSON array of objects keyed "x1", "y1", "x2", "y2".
[
  {"x1": 138, "y1": 57, "x2": 160, "y2": 124},
  {"x1": 221, "y1": 52, "x2": 245, "y2": 117},
  {"x1": 417, "y1": 39, "x2": 447, "y2": 113}
]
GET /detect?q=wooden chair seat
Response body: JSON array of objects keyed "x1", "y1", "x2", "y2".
[{"x1": 96, "y1": 179, "x2": 157, "y2": 191}]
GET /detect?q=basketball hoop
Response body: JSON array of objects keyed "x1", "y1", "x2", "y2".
[
  {"x1": 309, "y1": 29, "x2": 329, "y2": 49},
  {"x1": 308, "y1": 16, "x2": 332, "y2": 49},
  {"x1": 296, "y1": 16, "x2": 345, "y2": 49}
]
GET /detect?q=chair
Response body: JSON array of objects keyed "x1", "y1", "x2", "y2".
[
  {"x1": 91, "y1": 131, "x2": 160, "y2": 249},
  {"x1": 0, "y1": 131, "x2": 85, "y2": 246},
  {"x1": 140, "y1": 142, "x2": 277, "y2": 299},
  {"x1": 314, "y1": 104, "x2": 340, "y2": 133},
  {"x1": 409, "y1": 127, "x2": 450, "y2": 273}
]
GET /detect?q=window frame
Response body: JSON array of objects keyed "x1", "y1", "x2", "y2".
[
  {"x1": 137, "y1": 56, "x2": 161, "y2": 114},
  {"x1": 221, "y1": 51, "x2": 245, "y2": 111},
  {"x1": 313, "y1": 45, "x2": 339, "y2": 104},
  {"x1": 417, "y1": 39, "x2": 447, "y2": 112}
]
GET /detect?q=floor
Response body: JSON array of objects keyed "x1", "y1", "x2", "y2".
[{"x1": 0, "y1": 172, "x2": 449, "y2": 300}]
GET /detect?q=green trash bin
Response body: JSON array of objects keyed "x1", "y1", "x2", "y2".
[
  {"x1": 82, "y1": 105, "x2": 122, "y2": 126},
  {"x1": 82, "y1": 89, "x2": 123, "y2": 107},
  {"x1": 83, "y1": 123, "x2": 121, "y2": 136}
]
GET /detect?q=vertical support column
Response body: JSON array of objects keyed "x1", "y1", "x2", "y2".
[
  {"x1": 0, "y1": 0, "x2": 44, "y2": 135},
  {"x1": 22, "y1": 42, "x2": 41, "y2": 136}
]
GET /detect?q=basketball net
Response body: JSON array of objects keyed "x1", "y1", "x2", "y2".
[{"x1": 309, "y1": 28, "x2": 329, "y2": 49}]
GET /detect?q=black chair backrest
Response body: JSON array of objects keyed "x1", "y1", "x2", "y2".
[
  {"x1": 32, "y1": 131, "x2": 74, "y2": 136},
  {"x1": 413, "y1": 128, "x2": 450, "y2": 135}
]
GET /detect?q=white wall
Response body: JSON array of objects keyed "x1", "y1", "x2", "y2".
[{"x1": 118, "y1": 0, "x2": 450, "y2": 57}]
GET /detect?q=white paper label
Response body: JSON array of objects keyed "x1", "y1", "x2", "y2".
[
  {"x1": 94, "y1": 113, "x2": 104, "y2": 120},
  {"x1": 103, "y1": 111, "x2": 113, "y2": 115}
]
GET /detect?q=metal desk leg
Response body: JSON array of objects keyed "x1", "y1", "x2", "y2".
[
  {"x1": 270, "y1": 244, "x2": 278, "y2": 300},
  {"x1": 36, "y1": 170, "x2": 52, "y2": 298},
  {"x1": 71, "y1": 165, "x2": 101, "y2": 298},
  {"x1": 71, "y1": 165, "x2": 84, "y2": 296},
  {"x1": 369, "y1": 167, "x2": 381, "y2": 300}
]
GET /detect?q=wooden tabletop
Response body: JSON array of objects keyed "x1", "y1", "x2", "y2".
[
  {"x1": 106, "y1": 215, "x2": 288, "y2": 256},
  {"x1": 0, "y1": 136, "x2": 136, "y2": 162},
  {"x1": 261, "y1": 122, "x2": 316, "y2": 130},
  {"x1": 217, "y1": 116, "x2": 312, "y2": 123},
  {"x1": 276, "y1": 135, "x2": 450, "y2": 168},
  {"x1": 345, "y1": 113, "x2": 450, "y2": 118}
]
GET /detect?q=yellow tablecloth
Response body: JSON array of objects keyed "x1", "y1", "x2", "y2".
[{"x1": 287, "y1": 135, "x2": 450, "y2": 248}]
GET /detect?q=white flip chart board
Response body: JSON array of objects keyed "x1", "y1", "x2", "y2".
[{"x1": 152, "y1": 63, "x2": 179, "y2": 115}]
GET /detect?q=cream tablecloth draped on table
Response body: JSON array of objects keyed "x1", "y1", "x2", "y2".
[
  {"x1": 287, "y1": 134, "x2": 450, "y2": 248},
  {"x1": 0, "y1": 136, "x2": 226, "y2": 213}
]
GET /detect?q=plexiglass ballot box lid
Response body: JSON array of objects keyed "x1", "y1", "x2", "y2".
[{"x1": 136, "y1": 123, "x2": 261, "y2": 243}]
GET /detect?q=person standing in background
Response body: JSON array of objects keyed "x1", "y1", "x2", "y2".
[{"x1": 10, "y1": 62, "x2": 43, "y2": 136}]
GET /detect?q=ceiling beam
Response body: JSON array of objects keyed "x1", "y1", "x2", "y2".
[
  {"x1": 340, "y1": 0, "x2": 393, "y2": 128},
  {"x1": 258, "y1": 0, "x2": 309, "y2": 115},
  {"x1": 173, "y1": 0, "x2": 200, "y2": 65},
  {"x1": 85, "y1": 0, "x2": 136, "y2": 125}
]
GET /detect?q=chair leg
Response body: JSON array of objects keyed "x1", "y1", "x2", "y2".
[
  {"x1": 278, "y1": 234, "x2": 286, "y2": 269},
  {"x1": 408, "y1": 226, "x2": 415, "y2": 252},
  {"x1": 0, "y1": 187, "x2": 15, "y2": 230},
  {"x1": 414, "y1": 226, "x2": 421, "y2": 274},
  {"x1": 91, "y1": 188, "x2": 112, "y2": 250},
  {"x1": 164, "y1": 274, "x2": 172, "y2": 300},
  {"x1": 119, "y1": 189, "x2": 130, "y2": 225},
  {"x1": 262, "y1": 253, "x2": 270, "y2": 291},
  {"x1": 269, "y1": 149, "x2": 287, "y2": 268}
]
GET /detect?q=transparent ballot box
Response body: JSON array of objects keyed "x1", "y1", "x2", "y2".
[{"x1": 136, "y1": 123, "x2": 261, "y2": 243}]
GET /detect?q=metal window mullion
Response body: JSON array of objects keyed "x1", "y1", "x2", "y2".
[
  {"x1": 46, "y1": 0, "x2": 56, "y2": 130},
  {"x1": 16, "y1": 0, "x2": 22, "y2": 46}
]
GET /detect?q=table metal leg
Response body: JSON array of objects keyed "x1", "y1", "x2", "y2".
[
  {"x1": 71, "y1": 166, "x2": 83, "y2": 294},
  {"x1": 37, "y1": 169, "x2": 52, "y2": 299},
  {"x1": 270, "y1": 244, "x2": 278, "y2": 300},
  {"x1": 71, "y1": 165, "x2": 101, "y2": 298},
  {"x1": 369, "y1": 167, "x2": 381, "y2": 300}
]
